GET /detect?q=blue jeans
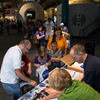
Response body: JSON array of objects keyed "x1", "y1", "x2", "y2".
[{"x1": 2, "y1": 82, "x2": 22, "y2": 100}]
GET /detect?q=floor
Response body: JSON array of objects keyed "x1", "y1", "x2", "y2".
[{"x1": 0, "y1": 28, "x2": 100, "y2": 100}]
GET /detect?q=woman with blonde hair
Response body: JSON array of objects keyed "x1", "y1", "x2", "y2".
[
  {"x1": 34, "y1": 46, "x2": 51, "y2": 67},
  {"x1": 37, "y1": 68, "x2": 100, "y2": 100}
]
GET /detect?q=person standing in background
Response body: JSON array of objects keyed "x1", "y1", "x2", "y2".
[
  {"x1": 45, "y1": 18, "x2": 54, "y2": 44},
  {"x1": 60, "y1": 22, "x2": 69, "y2": 33}
]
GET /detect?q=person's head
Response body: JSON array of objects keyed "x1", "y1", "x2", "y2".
[
  {"x1": 48, "y1": 68, "x2": 72, "y2": 91},
  {"x1": 51, "y1": 41, "x2": 57, "y2": 51},
  {"x1": 48, "y1": 18, "x2": 51, "y2": 23},
  {"x1": 70, "y1": 44, "x2": 86, "y2": 63},
  {"x1": 39, "y1": 20, "x2": 42, "y2": 25},
  {"x1": 65, "y1": 34, "x2": 71, "y2": 40},
  {"x1": 19, "y1": 39, "x2": 31, "y2": 54},
  {"x1": 38, "y1": 25, "x2": 42, "y2": 32},
  {"x1": 52, "y1": 27, "x2": 62, "y2": 41},
  {"x1": 38, "y1": 46, "x2": 47, "y2": 61},
  {"x1": 42, "y1": 22, "x2": 45, "y2": 27},
  {"x1": 60, "y1": 23, "x2": 64, "y2": 28}
]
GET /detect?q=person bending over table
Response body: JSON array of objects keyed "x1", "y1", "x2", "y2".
[
  {"x1": 70, "y1": 44, "x2": 100, "y2": 93},
  {"x1": 37, "y1": 68, "x2": 100, "y2": 100},
  {"x1": 48, "y1": 40, "x2": 62, "y2": 71},
  {"x1": 47, "y1": 27, "x2": 68, "y2": 56},
  {"x1": 0, "y1": 39, "x2": 37, "y2": 100}
]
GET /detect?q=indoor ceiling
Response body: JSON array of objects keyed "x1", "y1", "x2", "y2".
[
  {"x1": 0, "y1": 0, "x2": 61, "y2": 10},
  {"x1": 39, "y1": 0, "x2": 62, "y2": 9}
]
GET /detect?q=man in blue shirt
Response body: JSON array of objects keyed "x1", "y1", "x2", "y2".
[{"x1": 70, "y1": 44, "x2": 100, "y2": 93}]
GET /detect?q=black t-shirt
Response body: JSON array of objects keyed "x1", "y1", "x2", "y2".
[{"x1": 84, "y1": 54, "x2": 100, "y2": 93}]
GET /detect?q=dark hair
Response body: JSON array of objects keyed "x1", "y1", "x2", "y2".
[
  {"x1": 48, "y1": 18, "x2": 51, "y2": 21},
  {"x1": 37, "y1": 25, "x2": 42, "y2": 31},
  {"x1": 51, "y1": 40, "x2": 57, "y2": 45},
  {"x1": 52, "y1": 27, "x2": 62, "y2": 42}
]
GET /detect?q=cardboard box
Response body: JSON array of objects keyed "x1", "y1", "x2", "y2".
[
  {"x1": 60, "y1": 54, "x2": 74, "y2": 65},
  {"x1": 60, "y1": 54, "x2": 84, "y2": 73}
]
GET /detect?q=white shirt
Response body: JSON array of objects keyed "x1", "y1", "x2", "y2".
[
  {"x1": 61, "y1": 26, "x2": 69, "y2": 33},
  {"x1": 0, "y1": 45, "x2": 22, "y2": 84},
  {"x1": 45, "y1": 21, "x2": 54, "y2": 33},
  {"x1": 66, "y1": 40, "x2": 70, "y2": 49}
]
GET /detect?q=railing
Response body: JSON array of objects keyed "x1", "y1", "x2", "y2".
[{"x1": 79, "y1": 18, "x2": 100, "y2": 37}]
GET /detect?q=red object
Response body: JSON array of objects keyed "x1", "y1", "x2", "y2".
[
  {"x1": 21, "y1": 55, "x2": 30, "y2": 77},
  {"x1": 25, "y1": 21, "x2": 29, "y2": 26},
  {"x1": 4, "y1": 10, "x2": 10, "y2": 14}
]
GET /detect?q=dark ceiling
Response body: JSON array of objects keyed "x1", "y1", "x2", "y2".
[
  {"x1": 0, "y1": 0, "x2": 13, "y2": 3},
  {"x1": 0, "y1": 0, "x2": 62, "y2": 10}
]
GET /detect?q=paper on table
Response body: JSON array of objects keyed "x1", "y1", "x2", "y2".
[{"x1": 20, "y1": 82, "x2": 31, "y2": 87}]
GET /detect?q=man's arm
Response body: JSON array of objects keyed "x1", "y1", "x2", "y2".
[
  {"x1": 77, "y1": 75, "x2": 91, "y2": 85},
  {"x1": 15, "y1": 68, "x2": 37, "y2": 86},
  {"x1": 77, "y1": 75, "x2": 84, "y2": 81}
]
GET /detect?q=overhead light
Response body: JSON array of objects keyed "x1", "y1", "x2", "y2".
[{"x1": 55, "y1": 8, "x2": 57, "y2": 11}]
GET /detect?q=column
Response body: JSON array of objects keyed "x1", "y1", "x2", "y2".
[{"x1": 62, "y1": 0, "x2": 69, "y2": 26}]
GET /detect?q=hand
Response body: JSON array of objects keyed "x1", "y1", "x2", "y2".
[
  {"x1": 45, "y1": 63, "x2": 49, "y2": 66},
  {"x1": 36, "y1": 99, "x2": 43, "y2": 100},
  {"x1": 51, "y1": 58, "x2": 55, "y2": 62},
  {"x1": 50, "y1": 91, "x2": 64, "y2": 98},
  {"x1": 28, "y1": 69, "x2": 32, "y2": 75},
  {"x1": 42, "y1": 35, "x2": 45, "y2": 37},
  {"x1": 37, "y1": 64, "x2": 40, "y2": 67},
  {"x1": 36, "y1": 91, "x2": 64, "y2": 100},
  {"x1": 30, "y1": 80, "x2": 37, "y2": 87}
]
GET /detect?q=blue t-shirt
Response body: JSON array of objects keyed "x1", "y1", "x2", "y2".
[
  {"x1": 34, "y1": 54, "x2": 51, "y2": 65},
  {"x1": 36, "y1": 31, "x2": 45, "y2": 44},
  {"x1": 83, "y1": 54, "x2": 100, "y2": 93}
]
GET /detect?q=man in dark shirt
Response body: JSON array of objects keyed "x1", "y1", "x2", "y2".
[{"x1": 70, "y1": 44, "x2": 100, "y2": 93}]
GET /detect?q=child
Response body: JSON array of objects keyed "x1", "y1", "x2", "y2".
[
  {"x1": 65, "y1": 33, "x2": 71, "y2": 50},
  {"x1": 21, "y1": 54, "x2": 32, "y2": 93},
  {"x1": 48, "y1": 41, "x2": 62, "y2": 71},
  {"x1": 37, "y1": 68, "x2": 100, "y2": 100},
  {"x1": 34, "y1": 46, "x2": 51, "y2": 81},
  {"x1": 21, "y1": 55, "x2": 32, "y2": 77},
  {"x1": 34, "y1": 46, "x2": 51, "y2": 67}
]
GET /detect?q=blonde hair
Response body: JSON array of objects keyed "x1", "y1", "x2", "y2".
[
  {"x1": 38, "y1": 46, "x2": 47, "y2": 62},
  {"x1": 65, "y1": 34, "x2": 71, "y2": 40},
  {"x1": 70, "y1": 44, "x2": 86, "y2": 55},
  {"x1": 48, "y1": 68, "x2": 72, "y2": 91}
]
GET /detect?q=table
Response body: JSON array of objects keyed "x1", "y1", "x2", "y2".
[
  {"x1": 18, "y1": 78, "x2": 57, "y2": 100},
  {"x1": 18, "y1": 54, "x2": 84, "y2": 100}
]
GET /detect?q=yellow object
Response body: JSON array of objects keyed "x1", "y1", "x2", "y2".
[
  {"x1": 0, "y1": 18, "x2": 7, "y2": 20},
  {"x1": 47, "y1": 36, "x2": 68, "y2": 54}
]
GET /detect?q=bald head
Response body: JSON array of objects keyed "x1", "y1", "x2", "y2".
[
  {"x1": 19, "y1": 39, "x2": 31, "y2": 46},
  {"x1": 70, "y1": 44, "x2": 86, "y2": 63},
  {"x1": 70, "y1": 44, "x2": 86, "y2": 55},
  {"x1": 19, "y1": 39, "x2": 31, "y2": 54}
]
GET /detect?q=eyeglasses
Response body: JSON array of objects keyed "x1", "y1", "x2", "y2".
[{"x1": 25, "y1": 45, "x2": 30, "y2": 51}]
